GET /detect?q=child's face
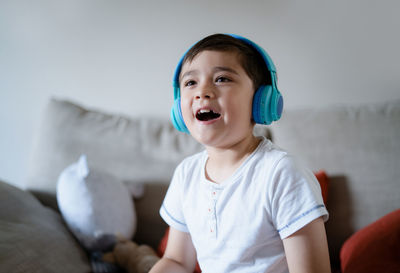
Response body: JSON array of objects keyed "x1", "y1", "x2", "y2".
[{"x1": 179, "y1": 50, "x2": 255, "y2": 148}]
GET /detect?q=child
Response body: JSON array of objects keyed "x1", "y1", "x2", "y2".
[{"x1": 150, "y1": 34, "x2": 331, "y2": 273}]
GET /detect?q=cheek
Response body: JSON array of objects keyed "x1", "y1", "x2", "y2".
[
  {"x1": 227, "y1": 94, "x2": 253, "y2": 119},
  {"x1": 243, "y1": 91, "x2": 255, "y2": 118},
  {"x1": 180, "y1": 96, "x2": 192, "y2": 121}
]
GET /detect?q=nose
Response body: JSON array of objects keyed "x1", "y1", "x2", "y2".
[{"x1": 195, "y1": 81, "x2": 215, "y2": 100}]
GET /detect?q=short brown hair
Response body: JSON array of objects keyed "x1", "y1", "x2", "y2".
[{"x1": 181, "y1": 34, "x2": 271, "y2": 90}]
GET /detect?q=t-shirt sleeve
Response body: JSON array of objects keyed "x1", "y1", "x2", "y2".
[
  {"x1": 159, "y1": 164, "x2": 189, "y2": 233},
  {"x1": 269, "y1": 155, "x2": 329, "y2": 239}
]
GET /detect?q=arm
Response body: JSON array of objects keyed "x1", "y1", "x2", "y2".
[
  {"x1": 150, "y1": 227, "x2": 197, "y2": 273},
  {"x1": 283, "y1": 217, "x2": 331, "y2": 273}
]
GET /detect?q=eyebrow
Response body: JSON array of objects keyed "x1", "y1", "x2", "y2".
[
  {"x1": 180, "y1": 70, "x2": 198, "y2": 82},
  {"x1": 213, "y1": 66, "x2": 239, "y2": 75},
  {"x1": 179, "y1": 66, "x2": 239, "y2": 82}
]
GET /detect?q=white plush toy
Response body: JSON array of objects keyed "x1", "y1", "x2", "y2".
[{"x1": 57, "y1": 155, "x2": 144, "y2": 252}]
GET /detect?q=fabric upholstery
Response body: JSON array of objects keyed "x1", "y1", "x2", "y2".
[
  {"x1": 314, "y1": 170, "x2": 329, "y2": 205},
  {"x1": 340, "y1": 209, "x2": 400, "y2": 273},
  {"x1": 0, "y1": 180, "x2": 91, "y2": 273}
]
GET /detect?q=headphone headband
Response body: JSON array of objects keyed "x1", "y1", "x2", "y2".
[{"x1": 228, "y1": 34, "x2": 276, "y2": 73}]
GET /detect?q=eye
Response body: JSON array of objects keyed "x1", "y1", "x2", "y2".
[
  {"x1": 215, "y1": 76, "x2": 231, "y2": 83},
  {"x1": 184, "y1": 80, "x2": 196, "y2": 87}
]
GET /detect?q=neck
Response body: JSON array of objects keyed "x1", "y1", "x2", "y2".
[{"x1": 205, "y1": 134, "x2": 261, "y2": 184}]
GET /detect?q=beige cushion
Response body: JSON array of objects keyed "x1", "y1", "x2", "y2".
[{"x1": 0, "y1": 180, "x2": 91, "y2": 273}]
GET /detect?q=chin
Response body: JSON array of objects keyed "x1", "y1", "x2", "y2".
[
  {"x1": 193, "y1": 132, "x2": 236, "y2": 150},
  {"x1": 191, "y1": 132, "x2": 216, "y2": 147},
  {"x1": 189, "y1": 128, "x2": 218, "y2": 146},
  {"x1": 188, "y1": 122, "x2": 252, "y2": 148}
]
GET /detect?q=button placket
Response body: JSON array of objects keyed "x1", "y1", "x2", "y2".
[{"x1": 208, "y1": 187, "x2": 220, "y2": 238}]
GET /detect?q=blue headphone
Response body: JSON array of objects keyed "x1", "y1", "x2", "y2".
[{"x1": 171, "y1": 34, "x2": 283, "y2": 134}]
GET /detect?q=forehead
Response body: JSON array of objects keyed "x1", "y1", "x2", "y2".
[{"x1": 180, "y1": 50, "x2": 244, "y2": 76}]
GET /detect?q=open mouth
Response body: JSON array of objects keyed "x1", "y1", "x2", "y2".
[{"x1": 196, "y1": 109, "x2": 221, "y2": 121}]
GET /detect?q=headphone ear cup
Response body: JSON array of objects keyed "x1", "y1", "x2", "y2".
[
  {"x1": 171, "y1": 98, "x2": 190, "y2": 134},
  {"x1": 252, "y1": 85, "x2": 283, "y2": 125},
  {"x1": 270, "y1": 88, "x2": 283, "y2": 122}
]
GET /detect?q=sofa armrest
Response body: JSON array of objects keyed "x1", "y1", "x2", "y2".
[{"x1": 0, "y1": 180, "x2": 91, "y2": 273}]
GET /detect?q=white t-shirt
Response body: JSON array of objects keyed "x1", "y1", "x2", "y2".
[{"x1": 160, "y1": 137, "x2": 328, "y2": 273}]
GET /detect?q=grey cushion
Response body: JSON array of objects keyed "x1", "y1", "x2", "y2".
[
  {"x1": 269, "y1": 99, "x2": 400, "y2": 266},
  {"x1": 0, "y1": 180, "x2": 91, "y2": 273}
]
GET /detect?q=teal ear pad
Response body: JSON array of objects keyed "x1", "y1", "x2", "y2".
[
  {"x1": 171, "y1": 97, "x2": 189, "y2": 134},
  {"x1": 252, "y1": 84, "x2": 283, "y2": 125},
  {"x1": 170, "y1": 55, "x2": 190, "y2": 133},
  {"x1": 171, "y1": 34, "x2": 283, "y2": 132}
]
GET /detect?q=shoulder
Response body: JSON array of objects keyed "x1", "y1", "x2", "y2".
[
  {"x1": 271, "y1": 152, "x2": 314, "y2": 183},
  {"x1": 254, "y1": 137, "x2": 290, "y2": 169},
  {"x1": 255, "y1": 137, "x2": 306, "y2": 174},
  {"x1": 265, "y1": 147, "x2": 324, "y2": 211},
  {"x1": 254, "y1": 138, "x2": 321, "y2": 196}
]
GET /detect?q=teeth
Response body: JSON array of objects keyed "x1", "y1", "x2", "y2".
[{"x1": 196, "y1": 108, "x2": 221, "y2": 121}]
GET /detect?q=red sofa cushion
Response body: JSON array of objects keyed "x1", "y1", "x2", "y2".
[
  {"x1": 314, "y1": 170, "x2": 329, "y2": 205},
  {"x1": 340, "y1": 209, "x2": 400, "y2": 273}
]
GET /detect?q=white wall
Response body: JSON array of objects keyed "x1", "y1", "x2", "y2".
[{"x1": 1, "y1": 0, "x2": 399, "y2": 187}]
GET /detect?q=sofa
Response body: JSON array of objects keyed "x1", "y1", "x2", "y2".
[{"x1": 0, "y1": 98, "x2": 399, "y2": 272}]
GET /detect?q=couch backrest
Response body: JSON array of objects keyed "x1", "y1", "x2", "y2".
[{"x1": 269, "y1": 99, "x2": 400, "y2": 266}]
